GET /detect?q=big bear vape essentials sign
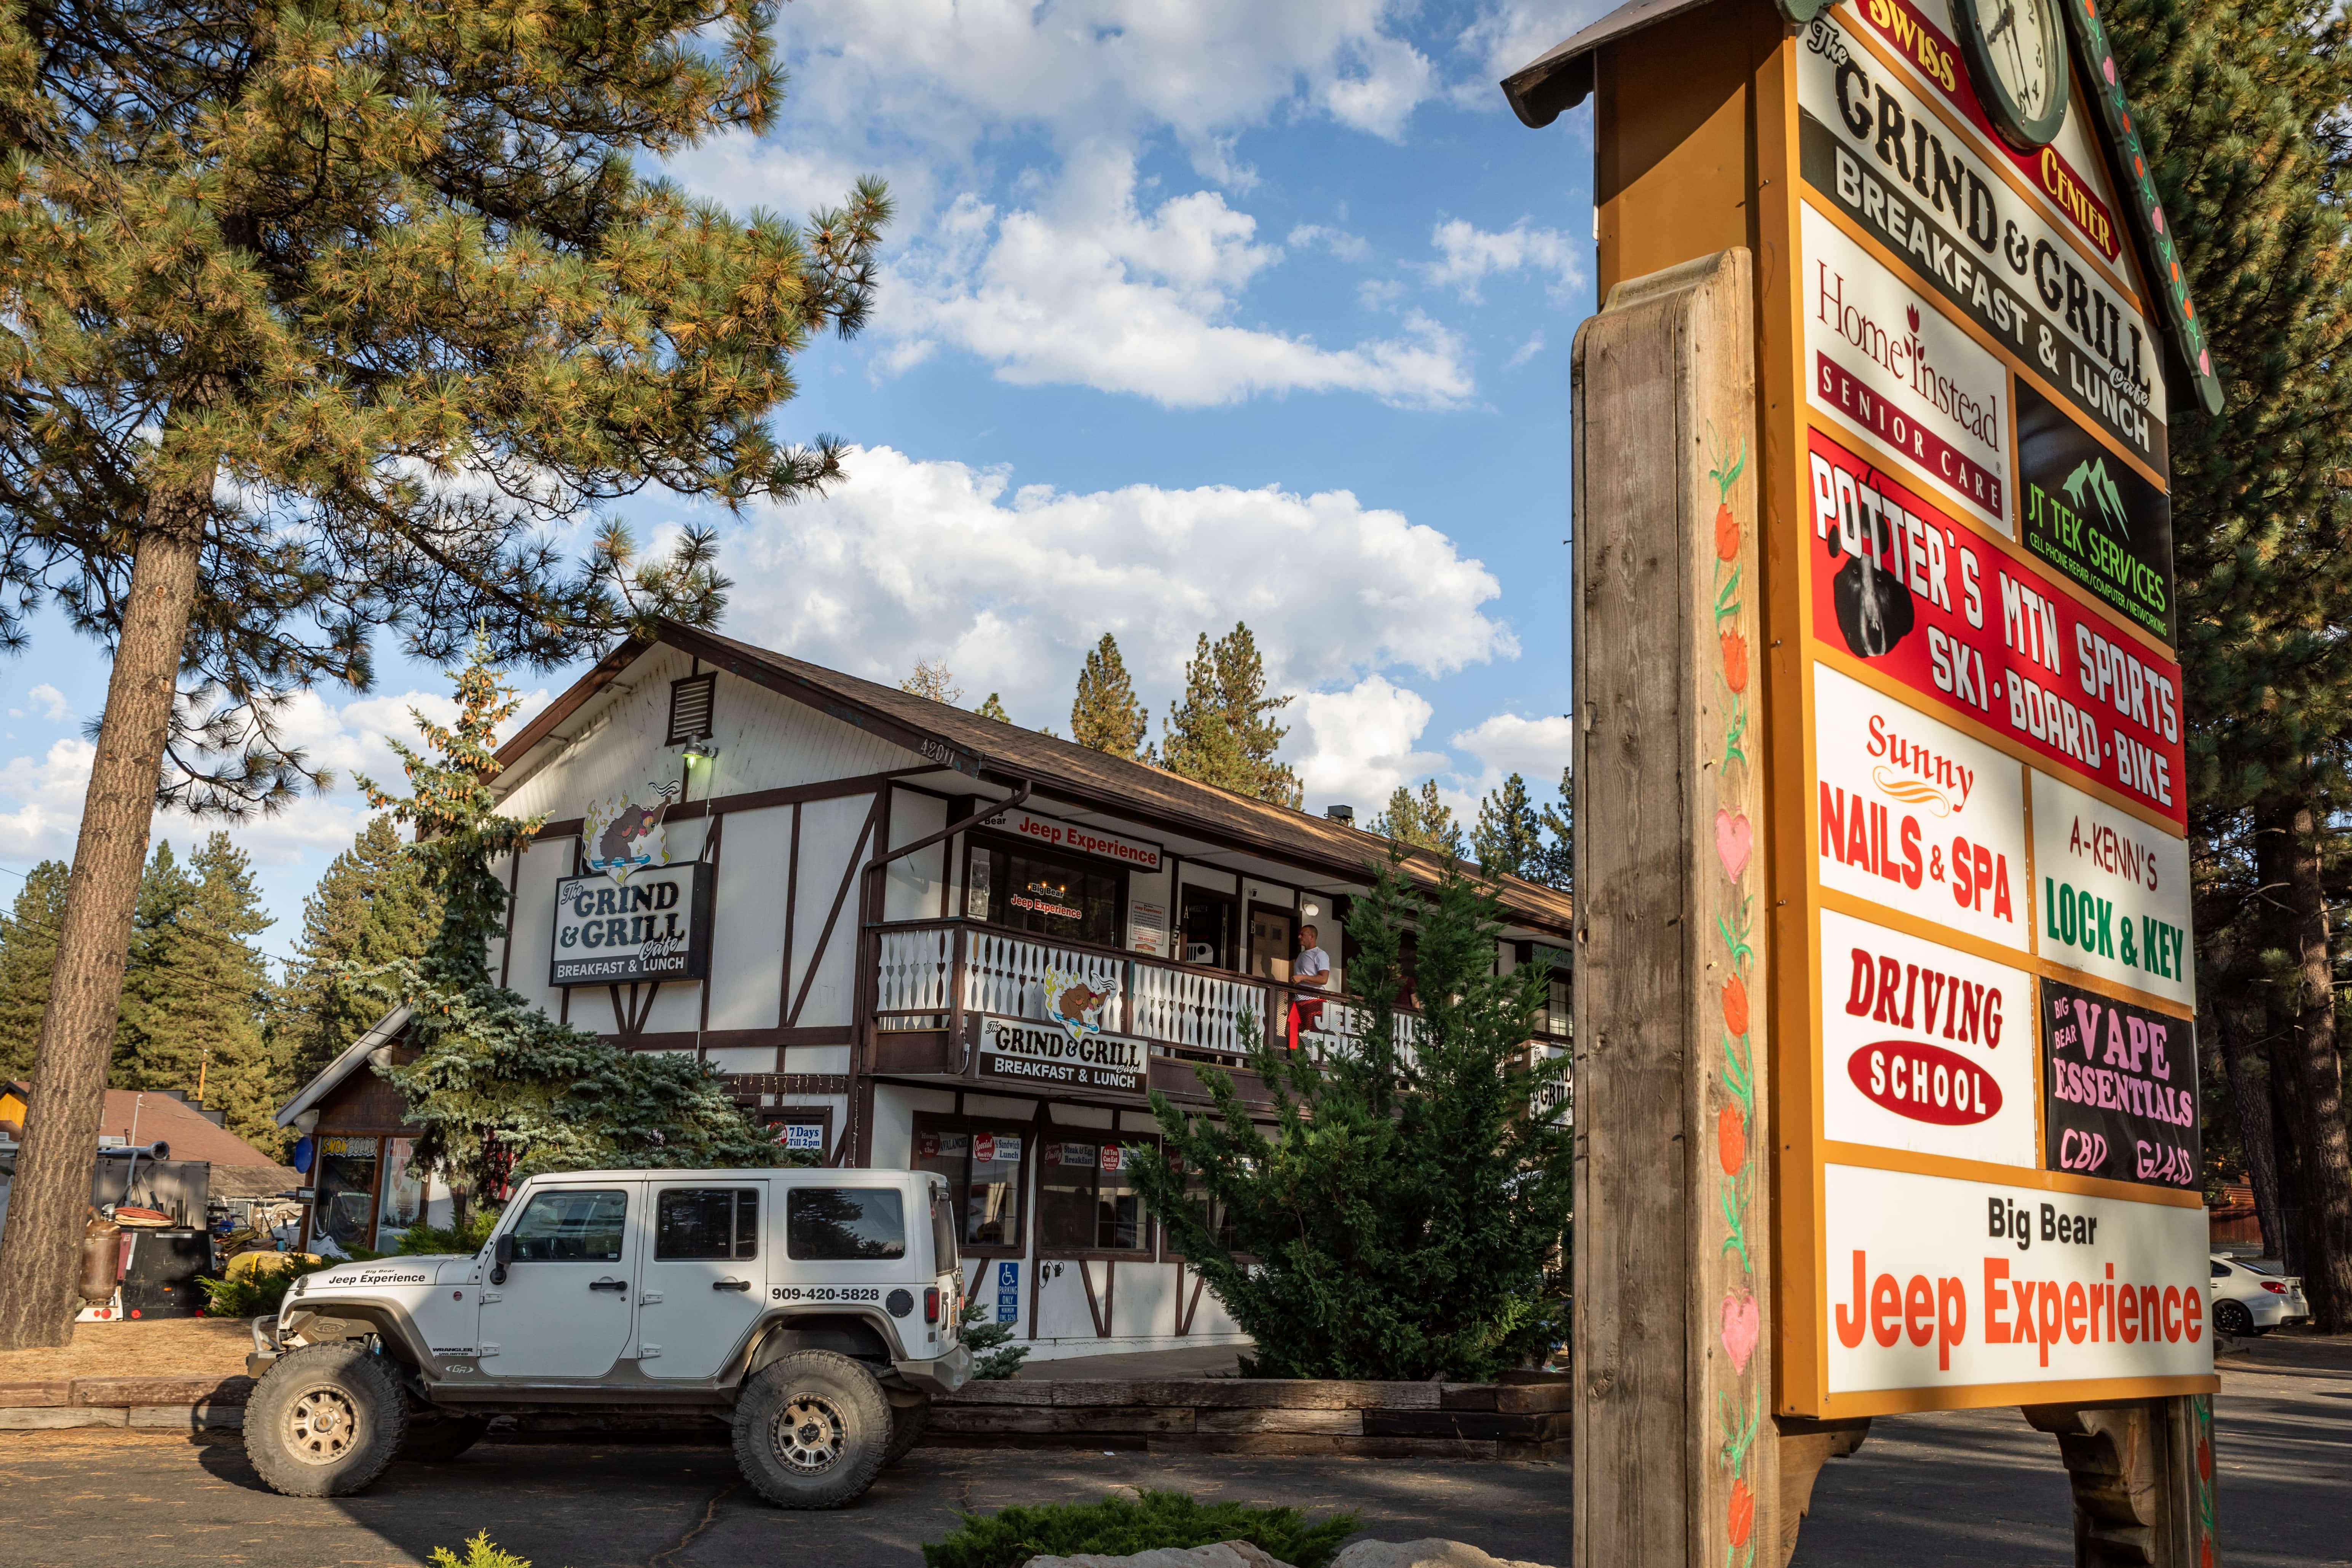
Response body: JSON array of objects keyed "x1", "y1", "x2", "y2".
[{"x1": 1786, "y1": 0, "x2": 2208, "y2": 1417}]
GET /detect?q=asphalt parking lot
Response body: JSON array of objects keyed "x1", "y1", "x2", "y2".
[{"x1": 2, "y1": 1333, "x2": 2342, "y2": 1568}]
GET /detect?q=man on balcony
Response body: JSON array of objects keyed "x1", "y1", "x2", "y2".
[{"x1": 1286, "y1": 924, "x2": 1331, "y2": 1050}]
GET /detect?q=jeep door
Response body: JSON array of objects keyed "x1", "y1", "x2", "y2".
[
  {"x1": 478, "y1": 1183, "x2": 640, "y2": 1378},
  {"x1": 635, "y1": 1181, "x2": 769, "y2": 1379}
]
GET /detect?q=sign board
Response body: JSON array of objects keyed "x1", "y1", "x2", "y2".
[
  {"x1": 981, "y1": 807, "x2": 1163, "y2": 872},
  {"x1": 550, "y1": 862, "x2": 715, "y2": 986},
  {"x1": 1778, "y1": 0, "x2": 2208, "y2": 1421},
  {"x1": 973, "y1": 1015, "x2": 1147, "y2": 1095}
]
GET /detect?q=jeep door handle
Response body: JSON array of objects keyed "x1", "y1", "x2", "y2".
[
  {"x1": 713, "y1": 1278, "x2": 752, "y2": 1292},
  {"x1": 589, "y1": 1278, "x2": 627, "y2": 1292}
]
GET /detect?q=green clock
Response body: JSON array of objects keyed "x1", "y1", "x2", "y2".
[{"x1": 1956, "y1": 0, "x2": 2070, "y2": 150}]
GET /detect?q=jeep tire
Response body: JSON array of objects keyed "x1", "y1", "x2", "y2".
[
  {"x1": 884, "y1": 1397, "x2": 930, "y2": 1466},
  {"x1": 398, "y1": 1412, "x2": 488, "y2": 1463},
  {"x1": 245, "y1": 1342, "x2": 409, "y2": 1498},
  {"x1": 731, "y1": 1351, "x2": 892, "y2": 1509}
]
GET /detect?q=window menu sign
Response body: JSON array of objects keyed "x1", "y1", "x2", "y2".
[
  {"x1": 550, "y1": 861, "x2": 714, "y2": 986},
  {"x1": 2039, "y1": 977, "x2": 2200, "y2": 1189}
]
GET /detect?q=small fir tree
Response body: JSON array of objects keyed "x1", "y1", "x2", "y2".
[
  {"x1": 1071, "y1": 634, "x2": 1149, "y2": 759},
  {"x1": 1471, "y1": 774, "x2": 1544, "y2": 879},
  {"x1": 361, "y1": 634, "x2": 799, "y2": 1197},
  {"x1": 112, "y1": 834, "x2": 280, "y2": 1151},
  {"x1": 1530, "y1": 766, "x2": 1574, "y2": 895},
  {"x1": 1160, "y1": 625, "x2": 1300, "y2": 806},
  {"x1": 975, "y1": 692, "x2": 1011, "y2": 722},
  {"x1": 901, "y1": 658, "x2": 964, "y2": 706},
  {"x1": 0, "y1": 861, "x2": 67, "y2": 1081},
  {"x1": 1372, "y1": 780, "x2": 1463, "y2": 860},
  {"x1": 276, "y1": 817, "x2": 444, "y2": 1094},
  {"x1": 1130, "y1": 860, "x2": 1572, "y2": 1380}
]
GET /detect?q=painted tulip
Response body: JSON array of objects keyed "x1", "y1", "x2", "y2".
[
  {"x1": 1718, "y1": 1103, "x2": 1745, "y2": 1176},
  {"x1": 1720, "y1": 630, "x2": 1749, "y2": 693},
  {"x1": 1722, "y1": 974, "x2": 1748, "y2": 1037},
  {"x1": 1727, "y1": 1478, "x2": 1754, "y2": 1547},
  {"x1": 1715, "y1": 502, "x2": 1739, "y2": 560}
]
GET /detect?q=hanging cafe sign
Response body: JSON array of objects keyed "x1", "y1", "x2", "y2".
[
  {"x1": 965, "y1": 967, "x2": 1148, "y2": 1094},
  {"x1": 551, "y1": 778, "x2": 715, "y2": 986}
]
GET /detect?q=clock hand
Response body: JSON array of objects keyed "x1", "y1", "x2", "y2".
[{"x1": 1987, "y1": 0, "x2": 2016, "y2": 43}]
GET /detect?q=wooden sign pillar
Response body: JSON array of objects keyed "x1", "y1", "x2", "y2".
[
  {"x1": 1572, "y1": 247, "x2": 1776, "y2": 1567},
  {"x1": 1524, "y1": 0, "x2": 2223, "y2": 1562}
]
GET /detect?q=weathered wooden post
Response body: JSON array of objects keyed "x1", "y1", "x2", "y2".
[{"x1": 1524, "y1": 1, "x2": 2221, "y2": 1562}]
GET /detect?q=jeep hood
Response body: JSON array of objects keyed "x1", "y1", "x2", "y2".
[{"x1": 304, "y1": 1254, "x2": 476, "y2": 1291}]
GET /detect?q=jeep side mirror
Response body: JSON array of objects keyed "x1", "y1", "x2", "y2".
[{"x1": 491, "y1": 1232, "x2": 514, "y2": 1284}]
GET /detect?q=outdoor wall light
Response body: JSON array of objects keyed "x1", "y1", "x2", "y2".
[
  {"x1": 680, "y1": 744, "x2": 718, "y2": 768},
  {"x1": 1301, "y1": 901, "x2": 1321, "y2": 919}
]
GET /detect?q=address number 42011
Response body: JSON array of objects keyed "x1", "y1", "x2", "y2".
[{"x1": 769, "y1": 1286, "x2": 883, "y2": 1303}]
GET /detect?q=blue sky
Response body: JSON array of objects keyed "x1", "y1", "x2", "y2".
[{"x1": 0, "y1": 0, "x2": 1609, "y2": 957}]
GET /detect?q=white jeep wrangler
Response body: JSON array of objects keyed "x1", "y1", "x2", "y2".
[{"x1": 243, "y1": 1167, "x2": 970, "y2": 1508}]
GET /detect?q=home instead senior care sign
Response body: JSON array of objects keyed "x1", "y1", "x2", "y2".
[{"x1": 1784, "y1": 0, "x2": 2206, "y2": 1414}]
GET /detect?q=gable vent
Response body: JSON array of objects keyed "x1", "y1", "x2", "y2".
[{"x1": 667, "y1": 672, "x2": 717, "y2": 745}]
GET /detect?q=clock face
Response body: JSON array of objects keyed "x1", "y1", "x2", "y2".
[{"x1": 1958, "y1": 0, "x2": 2070, "y2": 149}]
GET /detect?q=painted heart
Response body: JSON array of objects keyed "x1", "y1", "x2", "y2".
[
  {"x1": 1721, "y1": 1290, "x2": 1760, "y2": 1374},
  {"x1": 1715, "y1": 809, "x2": 1752, "y2": 883}
]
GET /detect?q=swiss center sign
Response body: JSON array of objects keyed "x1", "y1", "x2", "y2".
[{"x1": 551, "y1": 861, "x2": 714, "y2": 986}]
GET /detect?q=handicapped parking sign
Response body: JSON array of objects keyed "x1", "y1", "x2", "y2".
[{"x1": 996, "y1": 1260, "x2": 1020, "y2": 1323}]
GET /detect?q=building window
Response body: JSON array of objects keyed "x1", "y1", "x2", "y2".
[
  {"x1": 913, "y1": 1121, "x2": 1026, "y2": 1252},
  {"x1": 1178, "y1": 887, "x2": 1237, "y2": 968},
  {"x1": 973, "y1": 839, "x2": 1122, "y2": 949},
  {"x1": 375, "y1": 1137, "x2": 428, "y2": 1251},
  {"x1": 313, "y1": 1135, "x2": 380, "y2": 1251},
  {"x1": 1039, "y1": 1137, "x2": 1150, "y2": 1253},
  {"x1": 667, "y1": 672, "x2": 716, "y2": 744},
  {"x1": 760, "y1": 1106, "x2": 832, "y2": 1158}
]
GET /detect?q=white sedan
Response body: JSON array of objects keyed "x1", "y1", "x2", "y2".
[{"x1": 2207, "y1": 1253, "x2": 2310, "y2": 1338}]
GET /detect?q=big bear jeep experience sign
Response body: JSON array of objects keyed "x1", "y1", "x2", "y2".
[{"x1": 550, "y1": 862, "x2": 715, "y2": 986}]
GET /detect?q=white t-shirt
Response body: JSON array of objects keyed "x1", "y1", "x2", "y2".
[{"x1": 1295, "y1": 945, "x2": 1331, "y2": 980}]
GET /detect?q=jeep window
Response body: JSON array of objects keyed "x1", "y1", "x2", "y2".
[
  {"x1": 655, "y1": 1188, "x2": 760, "y2": 1261},
  {"x1": 930, "y1": 1191, "x2": 959, "y2": 1273},
  {"x1": 787, "y1": 1188, "x2": 905, "y2": 1260},
  {"x1": 509, "y1": 1189, "x2": 628, "y2": 1262}
]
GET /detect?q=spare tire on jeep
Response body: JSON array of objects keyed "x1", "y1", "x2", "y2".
[
  {"x1": 245, "y1": 1341, "x2": 409, "y2": 1498},
  {"x1": 730, "y1": 1349, "x2": 893, "y2": 1508}
]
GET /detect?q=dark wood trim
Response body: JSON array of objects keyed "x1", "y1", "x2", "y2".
[
  {"x1": 698, "y1": 812, "x2": 725, "y2": 1043},
  {"x1": 788, "y1": 791, "x2": 883, "y2": 1027},
  {"x1": 700, "y1": 1025, "x2": 852, "y2": 1052},
  {"x1": 780, "y1": 802, "x2": 802, "y2": 1049},
  {"x1": 495, "y1": 639, "x2": 648, "y2": 769},
  {"x1": 724, "y1": 1073, "x2": 851, "y2": 1095},
  {"x1": 527, "y1": 769, "x2": 918, "y2": 844},
  {"x1": 498, "y1": 849, "x2": 522, "y2": 988},
  {"x1": 1074, "y1": 1257, "x2": 1115, "y2": 1338},
  {"x1": 1174, "y1": 1263, "x2": 1208, "y2": 1337}
]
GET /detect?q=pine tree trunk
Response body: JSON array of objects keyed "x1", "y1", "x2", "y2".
[
  {"x1": 0, "y1": 490, "x2": 204, "y2": 1350},
  {"x1": 2256, "y1": 800, "x2": 2352, "y2": 1331},
  {"x1": 2215, "y1": 1006, "x2": 2287, "y2": 1261}
]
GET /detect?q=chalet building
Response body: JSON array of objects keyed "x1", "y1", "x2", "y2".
[{"x1": 279, "y1": 623, "x2": 1574, "y2": 1359}]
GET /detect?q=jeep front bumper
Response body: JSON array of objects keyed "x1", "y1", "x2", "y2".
[{"x1": 892, "y1": 1341, "x2": 973, "y2": 1398}]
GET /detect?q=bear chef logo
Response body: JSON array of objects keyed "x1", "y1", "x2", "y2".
[{"x1": 584, "y1": 780, "x2": 682, "y2": 884}]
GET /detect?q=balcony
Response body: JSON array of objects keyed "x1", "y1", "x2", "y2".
[{"x1": 865, "y1": 919, "x2": 1567, "y2": 1110}]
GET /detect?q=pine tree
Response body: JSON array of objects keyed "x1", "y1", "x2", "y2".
[
  {"x1": 1071, "y1": 634, "x2": 1149, "y2": 759},
  {"x1": 1373, "y1": 781, "x2": 1463, "y2": 860},
  {"x1": 364, "y1": 633, "x2": 799, "y2": 1197},
  {"x1": 1161, "y1": 625, "x2": 1300, "y2": 806},
  {"x1": 275, "y1": 817, "x2": 443, "y2": 1095},
  {"x1": 1472, "y1": 774, "x2": 1544, "y2": 879},
  {"x1": 2109, "y1": 0, "x2": 2352, "y2": 1324},
  {"x1": 1532, "y1": 766, "x2": 1574, "y2": 895},
  {"x1": 0, "y1": 0, "x2": 887, "y2": 1346},
  {"x1": 0, "y1": 861, "x2": 67, "y2": 1081},
  {"x1": 1130, "y1": 860, "x2": 1572, "y2": 1379},
  {"x1": 900, "y1": 658, "x2": 963, "y2": 705},
  {"x1": 113, "y1": 835, "x2": 279, "y2": 1153},
  {"x1": 975, "y1": 692, "x2": 1011, "y2": 722}
]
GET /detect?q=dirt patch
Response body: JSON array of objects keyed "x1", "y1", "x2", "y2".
[{"x1": 0, "y1": 1318, "x2": 252, "y2": 1382}]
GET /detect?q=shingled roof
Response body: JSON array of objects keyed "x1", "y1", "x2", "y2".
[{"x1": 497, "y1": 621, "x2": 1576, "y2": 936}]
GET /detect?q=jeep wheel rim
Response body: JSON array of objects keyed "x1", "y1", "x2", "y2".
[
  {"x1": 773, "y1": 1393, "x2": 846, "y2": 1473},
  {"x1": 286, "y1": 1386, "x2": 360, "y2": 1464}
]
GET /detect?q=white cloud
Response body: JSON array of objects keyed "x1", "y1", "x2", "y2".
[
  {"x1": 1507, "y1": 333, "x2": 1546, "y2": 367},
  {"x1": 1427, "y1": 217, "x2": 1585, "y2": 301},
  {"x1": 1454, "y1": 0, "x2": 1615, "y2": 93},
  {"x1": 884, "y1": 153, "x2": 1473, "y2": 407},
  {"x1": 0, "y1": 737, "x2": 97, "y2": 862},
  {"x1": 1289, "y1": 675, "x2": 1448, "y2": 810},
  {"x1": 27, "y1": 684, "x2": 67, "y2": 722},
  {"x1": 1287, "y1": 223, "x2": 1370, "y2": 262},
  {"x1": 719, "y1": 443, "x2": 1514, "y2": 739},
  {"x1": 1448, "y1": 710, "x2": 1575, "y2": 805}
]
